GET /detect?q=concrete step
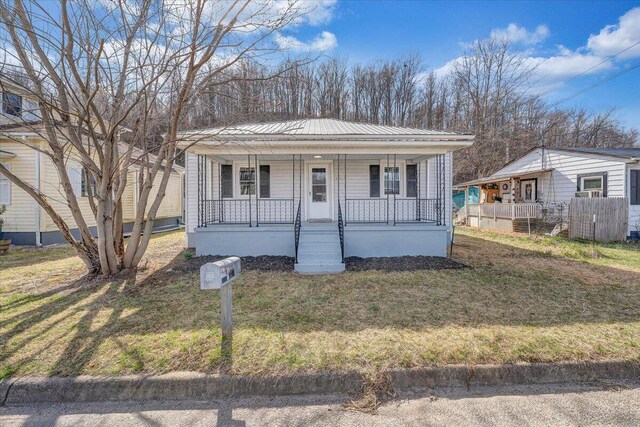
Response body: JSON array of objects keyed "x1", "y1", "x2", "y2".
[
  {"x1": 297, "y1": 254, "x2": 343, "y2": 263},
  {"x1": 294, "y1": 262, "x2": 346, "y2": 274}
]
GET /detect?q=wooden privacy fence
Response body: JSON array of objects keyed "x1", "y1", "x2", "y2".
[{"x1": 568, "y1": 197, "x2": 628, "y2": 242}]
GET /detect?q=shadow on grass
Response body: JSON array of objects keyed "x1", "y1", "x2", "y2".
[{"x1": 1, "y1": 233, "x2": 639, "y2": 377}]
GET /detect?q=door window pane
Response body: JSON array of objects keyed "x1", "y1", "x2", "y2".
[
  {"x1": 311, "y1": 168, "x2": 326, "y2": 202},
  {"x1": 384, "y1": 167, "x2": 399, "y2": 195},
  {"x1": 239, "y1": 167, "x2": 255, "y2": 196}
]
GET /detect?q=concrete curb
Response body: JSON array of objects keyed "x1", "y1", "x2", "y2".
[{"x1": 2, "y1": 360, "x2": 639, "y2": 405}]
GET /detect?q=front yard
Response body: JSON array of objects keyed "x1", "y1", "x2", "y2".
[{"x1": 1, "y1": 228, "x2": 639, "y2": 379}]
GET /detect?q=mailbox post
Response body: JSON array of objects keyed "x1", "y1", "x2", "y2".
[{"x1": 200, "y1": 257, "x2": 241, "y2": 346}]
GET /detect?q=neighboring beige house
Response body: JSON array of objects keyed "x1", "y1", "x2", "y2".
[{"x1": 0, "y1": 75, "x2": 184, "y2": 245}]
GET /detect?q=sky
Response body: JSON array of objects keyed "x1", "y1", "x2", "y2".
[{"x1": 278, "y1": 0, "x2": 640, "y2": 130}]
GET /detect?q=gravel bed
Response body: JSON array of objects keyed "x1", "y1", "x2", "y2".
[{"x1": 345, "y1": 256, "x2": 465, "y2": 271}]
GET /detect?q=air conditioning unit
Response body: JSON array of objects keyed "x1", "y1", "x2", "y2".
[{"x1": 574, "y1": 190, "x2": 601, "y2": 198}]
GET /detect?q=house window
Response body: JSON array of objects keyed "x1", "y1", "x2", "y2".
[
  {"x1": 2, "y1": 91, "x2": 22, "y2": 117},
  {"x1": 631, "y1": 170, "x2": 639, "y2": 205},
  {"x1": 239, "y1": 167, "x2": 255, "y2": 196},
  {"x1": 0, "y1": 163, "x2": 10, "y2": 205},
  {"x1": 81, "y1": 168, "x2": 96, "y2": 197},
  {"x1": 384, "y1": 166, "x2": 400, "y2": 195},
  {"x1": 577, "y1": 172, "x2": 607, "y2": 197}
]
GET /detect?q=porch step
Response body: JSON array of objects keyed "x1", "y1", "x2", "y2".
[{"x1": 295, "y1": 225, "x2": 345, "y2": 274}]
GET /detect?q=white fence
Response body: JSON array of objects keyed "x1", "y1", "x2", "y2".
[{"x1": 462, "y1": 203, "x2": 543, "y2": 220}]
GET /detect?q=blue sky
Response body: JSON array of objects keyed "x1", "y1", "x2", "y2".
[{"x1": 279, "y1": 0, "x2": 640, "y2": 130}]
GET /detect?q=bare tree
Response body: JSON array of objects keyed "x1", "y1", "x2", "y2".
[{"x1": 0, "y1": 0, "x2": 313, "y2": 275}]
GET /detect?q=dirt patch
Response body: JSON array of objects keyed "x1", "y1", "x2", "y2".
[
  {"x1": 345, "y1": 256, "x2": 465, "y2": 271},
  {"x1": 177, "y1": 255, "x2": 295, "y2": 272}
]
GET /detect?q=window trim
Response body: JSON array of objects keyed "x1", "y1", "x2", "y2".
[
  {"x1": 379, "y1": 159, "x2": 406, "y2": 198},
  {"x1": 232, "y1": 160, "x2": 267, "y2": 199},
  {"x1": 577, "y1": 172, "x2": 608, "y2": 197},
  {"x1": 0, "y1": 162, "x2": 11, "y2": 205},
  {"x1": 630, "y1": 169, "x2": 639, "y2": 206}
]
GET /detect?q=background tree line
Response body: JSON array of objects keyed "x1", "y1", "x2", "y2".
[{"x1": 185, "y1": 38, "x2": 638, "y2": 183}]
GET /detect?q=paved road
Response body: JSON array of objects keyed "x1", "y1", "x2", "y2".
[{"x1": 1, "y1": 382, "x2": 638, "y2": 426}]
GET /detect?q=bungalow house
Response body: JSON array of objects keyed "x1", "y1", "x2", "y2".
[
  {"x1": 0, "y1": 75, "x2": 185, "y2": 245},
  {"x1": 456, "y1": 146, "x2": 640, "y2": 239},
  {"x1": 178, "y1": 119, "x2": 474, "y2": 273}
]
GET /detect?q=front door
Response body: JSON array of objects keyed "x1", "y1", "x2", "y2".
[
  {"x1": 520, "y1": 179, "x2": 537, "y2": 202},
  {"x1": 307, "y1": 162, "x2": 332, "y2": 220}
]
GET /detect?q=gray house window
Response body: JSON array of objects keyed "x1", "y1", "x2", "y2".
[
  {"x1": 81, "y1": 168, "x2": 96, "y2": 197},
  {"x1": 220, "y1": 164, "x2": 233, "y2": 198},
  {"x1": 631, "y1": 170, "x2": 639, "y2": 205},
  {"x1": 259, "y1": 165, "x2": 270, "y2": 198},
  {"x1": 406, "y1": 164, "x2": 417, "y2": 197},
  {"x1": 2, "y1": 91, "x2": 22, "y2": 117},
  {"x1": 369, "y1": 165, "x2": 380, "y2": 197},
  {"x1": 577, "y1": 172, "x2": 608, "y2": 197}
]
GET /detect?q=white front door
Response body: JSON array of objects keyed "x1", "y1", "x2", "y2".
[{"x1": 307, "y1": 162, "x2": 332, "y2": 220}]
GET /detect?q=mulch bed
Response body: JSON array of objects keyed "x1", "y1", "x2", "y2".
[
  {"x1": 177, "y1": 254, "x2": 295, "y2": 272},
  {"x1": 177, "y1": 253, "x2": 465, "y2": 272},
  {"x1": 345, "y1": 256, "x2": 465, "y2": 271}
]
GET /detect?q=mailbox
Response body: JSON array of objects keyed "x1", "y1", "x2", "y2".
[{"x1": 200, "y1": 257, "x2": 241, "y2": 290}]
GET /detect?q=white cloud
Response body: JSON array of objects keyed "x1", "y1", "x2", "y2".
[
  {"x1": 275, "y1": 31, "x2": 337, "y2": 52},
  {"x1": 587, "y1": 7, "x2": 640, "y2": 59},
  {"x1": 298, "y1": 0, "x2": 338, "y2": 26},
  {"x1": 433, "y1": 7, "x2": 640, "y2": 95},
  {"x1": 490, "y1": 23, "x2": 550, "y2": 45}
]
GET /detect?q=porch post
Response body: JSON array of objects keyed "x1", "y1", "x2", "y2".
[
  {"x1": 386, "y1": 154, "x2": 390, "y2": 225},
  {"x1": 393, "y1": 154, "x2": 397, "y2": 225},
  {"x1": 255, "y1": 154, "x2": 259, "y2": 227},
  {"x1": 292, "y1": 154, "x2": 295, "y2": 223}
]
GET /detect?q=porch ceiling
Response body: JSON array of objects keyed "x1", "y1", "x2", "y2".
[{"x1": 203, "y1": 153, "x2": 432, "y2": 162}]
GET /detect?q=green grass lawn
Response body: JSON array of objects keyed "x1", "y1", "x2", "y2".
[{"x1": 1, "y1": 228, "x2": 639, "y2": 379}]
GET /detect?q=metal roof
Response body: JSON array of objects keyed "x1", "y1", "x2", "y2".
[
  {"x1": 179, "y1": 118, "x2": 470, "y2": 138},
  {"x1": 557, "y1": 147, "x2": 640, "y2": 159},
  {"x1": 457, "y1": 168, "x2": 554, "y2": 187}
]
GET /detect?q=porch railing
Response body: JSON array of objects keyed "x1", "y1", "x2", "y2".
[
  {"x1": 464, "y1": 203, "x2": 543, "y2": 220},
  {"x1": 345, "y1": 199, "x2": 388, "y2": 224},
  {"x1": 345, "y1": 198, "x2": 442, "y2": 225},
  {"x1": 256, "y1": 198, "x2": 294, "y2": 225},
  {"x1": 199, "y1": 198, "x2": 295, "y2": 226}
]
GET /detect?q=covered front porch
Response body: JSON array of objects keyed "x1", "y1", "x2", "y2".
[
  {"x1": 180, "y1": 118, "x2": 473, "y2": 272},
  {"x1": 456, "y1": 169, "x2": 558, "y2": 232},
  {"x1": 193, "y1": 153, "x2": 448, "y2": 228}
]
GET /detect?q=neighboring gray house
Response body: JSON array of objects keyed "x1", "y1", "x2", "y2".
[
  {"x1": 457, "y1": 147, "x2": 640, "y2": 239},
  {"x1": 178, "y1": 119, "x2": 474, "y2": 273}
]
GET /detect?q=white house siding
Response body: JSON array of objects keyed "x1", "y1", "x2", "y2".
[
  {"x1": 493, "y1": 148, "x2": 634, "y2": 236},
  {"x1": 494, "y1": 149, "x2": 627, "y2": 201}
]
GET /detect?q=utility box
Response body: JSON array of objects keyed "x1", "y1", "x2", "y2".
[{"x1": 200, "y1": 257, "x2": 241, "y2": 290}]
